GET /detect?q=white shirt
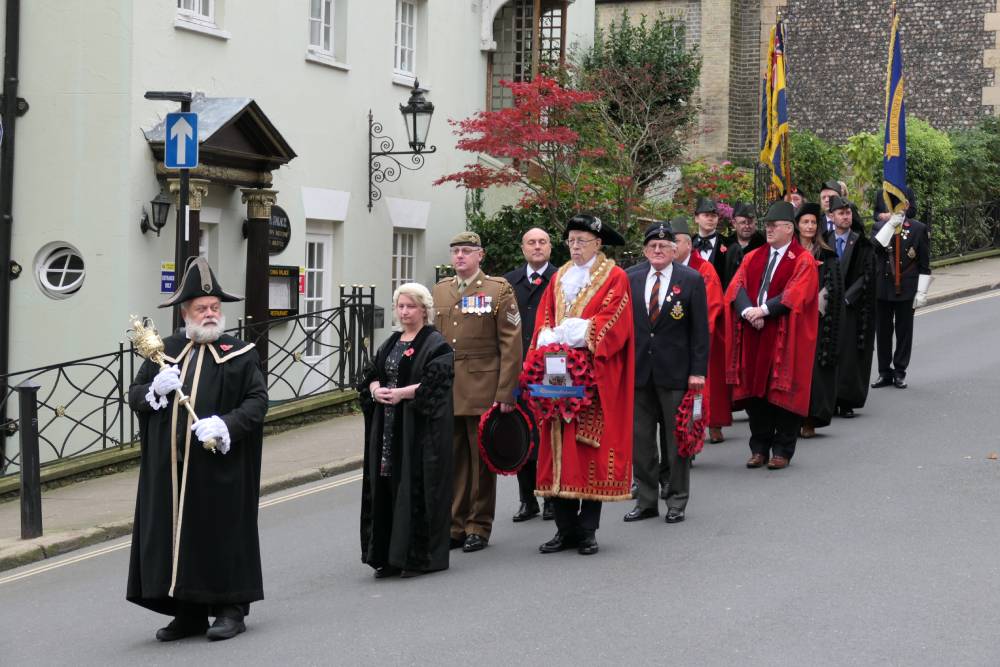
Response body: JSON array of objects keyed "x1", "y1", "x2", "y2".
[
  {"x1": 526, "y1": 262, "x2": 550, "y2": 281},
  {"x1": 680, "y1": 255, "x2": 690, "y2": 267},
  {"x1": 757, "y1": 241, "x2": 791, "y2": 306},
  {"x1": 644, "y1": 264, "x2": 673, "y2": 314},
  {"x1": 561, "y1": 255, "x2": 596, "y2": 306},
  {"x1": 697, "y1": 236, "x2": 717, "y2": 261}
]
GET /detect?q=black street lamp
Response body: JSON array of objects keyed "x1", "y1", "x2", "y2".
[
  {"x1": 368, "y1": 79, "x2": 437, "y2": 212},
  {"x1": 140, "y1": 190, "x2": 173, "y2": 236}
]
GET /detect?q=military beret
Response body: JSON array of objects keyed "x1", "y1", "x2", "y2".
[
  {"x1": 643, "y1": 221, "x2": 675, "y2": 244},
  {"x1": 450, "y1": 231, "x2": 482, "y2": 247}
]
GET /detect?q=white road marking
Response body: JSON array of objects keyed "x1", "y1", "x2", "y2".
[
  {"x1": 0, "y1": 473, "x2": 364, "y2": 586},
  {"x1": 917, "y1": 289, "x2": 1000, "y2": 316}
]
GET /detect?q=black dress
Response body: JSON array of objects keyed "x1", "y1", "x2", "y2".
[
  {"x1": 807, "y1": 246, "x2": 843, "y2": 428},
  {"x1": 357, "y1": 326, "x2": 454, "y2": 574}
]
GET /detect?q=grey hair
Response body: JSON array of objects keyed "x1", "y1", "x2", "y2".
[{"x1": 392, "y1": 282, "x2": 434, "y2": 325}]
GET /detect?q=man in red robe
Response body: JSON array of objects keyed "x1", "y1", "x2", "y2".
[
  {"x1": 529, "y1": 214, "x2": 634, "y2": 555},
  {"x1": 725, "y1": 201, "x2": 819, "y2": 470},
  {"x1": 673, "y1": 217, "x2": 728, "y2": 440}
]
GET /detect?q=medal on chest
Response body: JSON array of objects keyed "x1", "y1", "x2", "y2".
[
  {"x1": 670, "y1": 302, "x2": 685, "y2": 320},
  {"x1": 907, "y1": 246, "x2": 916, "y2": 259}
]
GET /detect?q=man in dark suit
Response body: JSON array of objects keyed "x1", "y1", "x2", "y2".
[
  {"x1": 819, "y1": 180, "x2": 845, "y2": 235},
  {"x1": 722, "y1": 201, "x2": 766, "y2": 289},
  {"x1": 692, "y1": 197, "x2": 729, "y2": 282},
  {"x1": 503, "y1": 227, "x2": 557, "y2": 522},
  {"x1": 624, "y1": 221, "x2": 709, "y2": 524},
  {"x1": 871, "y1": 197, "x2": 932, "y2": 389}
]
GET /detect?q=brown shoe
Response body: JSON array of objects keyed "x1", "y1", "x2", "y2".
[
  {"x1": 767, "y1": 455, "x2": 790, "y2": 470},
  {"x1": 800, "y1": 424, "x2": 815, "y2": 439},
  {"x1": 746, "y1": 453, "x2": 767, "y2": 468},
  {"x1": 709, "y1": 427, "x2": 725, "y2": 443}
]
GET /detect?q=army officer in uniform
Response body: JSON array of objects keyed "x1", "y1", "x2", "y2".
[{"x1": 433, "y1": 232, "x2": 522, "y2": 553}]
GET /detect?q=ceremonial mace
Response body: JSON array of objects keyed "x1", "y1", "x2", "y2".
[{"x1": 128, "y1": 316, "x2": 218, "y2": 453}]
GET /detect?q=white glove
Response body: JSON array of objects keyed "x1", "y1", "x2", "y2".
[
  {"x1": 875, "y1": 213, "x2": 905, "y2": 247},
  {"x1": 536, "y1": 327, "x2": 560, "y2": 347},
  {"x1": 913, "y1": 274, "x2": 933, "y2": 309},
  {"x1": 557, "y1": 318, "x2": 590, "y2": 348},
  {"x1": 817, "y1": 286, "x2": 828, "y2": 317},
  {"x1": 191, "y1": 415, "x2": 232, "y2": 454},
  {"x1": 151, "y1": 365, "x2": 182, "y2": 396}
]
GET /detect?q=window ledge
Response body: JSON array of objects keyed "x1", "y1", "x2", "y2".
[
  {"x1": 174, "y1": 16, "x2": 231, "y2": 40},
  {"x1": 392, "y1": 72, "x2": 429, "y2": 90},
  {"x1": 305, "y1": 51, "x2": 351, "y2": 72}
]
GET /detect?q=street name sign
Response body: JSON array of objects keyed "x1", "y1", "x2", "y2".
[{"x1": 164, "y1": 112, "x2": 198, "y2": 169}]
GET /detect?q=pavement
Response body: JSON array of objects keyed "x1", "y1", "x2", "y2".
[{"x1": 0, "y1": 253, "x2": 998, "y2": 573}]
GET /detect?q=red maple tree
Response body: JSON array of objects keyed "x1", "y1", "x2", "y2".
[{"x1": 434, "y1": 76, "x2": 603, "y2": 229}]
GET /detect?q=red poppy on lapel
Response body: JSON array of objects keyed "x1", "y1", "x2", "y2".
[
  {"x1": 403, "y1": 347, "x2": 415, "y2": 357},
  {"x1": 719, "y1": 245, "x2": 727, "y2": 253},
  {"x1": 788, "y1": 251, "x2": 796, "y2": 260},
  {"x1": 219, "y1": 344, "x2": 233, "y2": 352},
  {"x1": 672, "y1": 285, "x2": 682, "y2": 295},
  {"x1": 532, "y1": 278, "x2": 543, "y2": 285}
]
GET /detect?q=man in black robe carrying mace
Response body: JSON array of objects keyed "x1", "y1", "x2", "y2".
[{"x1": 126, "y1": 257, "x2": 268, "y2": 642}]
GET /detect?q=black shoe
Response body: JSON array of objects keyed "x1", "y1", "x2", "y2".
[
  {"x1": 665, "y1": 508, "x2": 685, "y2": 524},
  {"x1": 206, "y1": 616, "x2": 246, "y2": 641},
  {"x1": 839, "y1": 407, "x2": 855, "y2": 418},
  {"x1": 512, "y1": 502, "x2": 540, "y2": 522},
  {"x1": 539, "y1": 531, "x2": 578, "y2": 553},
  {"x1": 449, "y1": 534, "x2": 466, "y2": 550},
  {"x1": 542, "y1": 500, "x2": 555, "y2": 521},
  {"x1": 155, "y1": 617, "x2": 208, "y2": 642},
  {"x1": 871, "y1": 376, "x2": 894, "y2": 388},
  {"x1": 893, "y1": 377, "x2": 907, "y2": 389},
  {"x1": 373, "y1": 566, "x2": 400, "y2": 579},
  {"x1": 630, "y1": 481, "x2": 638, "y2": 499},
  {"x1": 462, "y1": 534, "x2": 488, "y2": 553},
  {"x1": 623, "y1": 505, "x2": 659, "y2": 522},
  {"x1": 399, "y1": 569, "x2": 425, "y2": 578},
  {"x1": 577, "y1": 533, "x2": 599, "y2": 555}
]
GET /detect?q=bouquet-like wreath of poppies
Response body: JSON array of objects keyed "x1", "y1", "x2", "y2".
[
  {"x1": 674, "y1": 390, "x2": 706, "y2": 458},
  {"x1": 519, "y1": 343, "x2": 597, "y2": 423}
]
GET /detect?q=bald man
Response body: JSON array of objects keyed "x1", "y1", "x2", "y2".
[{"x1": 504, "y1": 228, "x2": 557, "y2": 522}]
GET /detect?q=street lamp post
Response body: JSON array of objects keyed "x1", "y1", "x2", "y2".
[{"x1": 368, "y1": 80, "x2": 437, "y2": 212}]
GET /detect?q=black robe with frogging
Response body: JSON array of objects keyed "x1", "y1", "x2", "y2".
[
  {"x1": 358, "y1": 326, "x2": 454, "y2": 573},
  {"x1": 808, "y1": 247, "x2": 844, "y2": 427},
  {"x1": 127, "y1": 333, "x2": 268, "y2": 616}
]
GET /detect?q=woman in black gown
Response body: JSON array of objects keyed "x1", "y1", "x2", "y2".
[
  {"x1": 795, "y1": 203, "x2": 843, "y2": 437},
  {"x1": 358, "y1": 283, "x2": 454, "y2": 578}
]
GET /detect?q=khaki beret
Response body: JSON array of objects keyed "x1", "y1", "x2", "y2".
[{"x1": 450, "y1": 231, "x2": 482, "y2": 247}]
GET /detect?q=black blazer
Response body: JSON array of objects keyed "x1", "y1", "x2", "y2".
[
  {"x1": 504, "y1": 263, "x2": 558, "y2": 358},
  {"x1": 871, "y1": 217, "x2": 930, "y2": 301},
  {"x1": 693, "y1": 235, "x2": 728, "y2": 284},
  {"x1": 628, "y1": 261, "x2": 709, "y2": 390}
]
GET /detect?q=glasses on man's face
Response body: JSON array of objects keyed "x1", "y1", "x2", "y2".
[
  {"x1": 764, "y1": 222, "x2": 793, "y2": 230},
  {"x1": 645, "y1": 242, "x2": 673, "y2": 252},
  {"x1": 565, "y1": 238, "x2": 597, "y2": 248},
  {"x1": 450, "y1": 247, "x2": 481, "y2": 256}
]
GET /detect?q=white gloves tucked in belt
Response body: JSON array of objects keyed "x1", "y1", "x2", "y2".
[
  {"x1": 191, "y1": 416, "x2": 231, "y2": 454},
  {"x1": 536, "y1": 317, "x2": 590, "y2": 349},
  {"x1": 146, "y1": 365, "x2": 182, "y2": 410}
]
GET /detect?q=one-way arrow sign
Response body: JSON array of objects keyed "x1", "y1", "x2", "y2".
[{"x1": 164, "y1": 112, "x2": 198, "y2": 169}]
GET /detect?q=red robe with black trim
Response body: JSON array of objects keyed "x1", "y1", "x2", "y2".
[
  {"x1": 688, "y1": 253, "x2": 729, "y2": 427},
  {"x1": 724, "y1": 241, "x2": 819, "y2": 416},
  {"x1": 530, "y1": 254, "x2": 635, "y2": 502}
]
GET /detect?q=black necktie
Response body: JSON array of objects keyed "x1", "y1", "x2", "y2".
[
  {"x1": 695, "y1": 234, "x2": 716, "y2": 251},
  {"x1": 757, "y1": 250, "x2": 779, "y2": 306}
]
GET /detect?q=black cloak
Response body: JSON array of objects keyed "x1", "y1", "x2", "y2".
[
  {"x1": 808, "y1": 247, "x2": 844, "y2": 427},
  {"x1": 722, "y1": 231, "x2": 766, "y2": 289},
  {"x1": 358, "y1": 326, "x2": 454, "y2": 574},
  {"x1": 126, "y1": 333, "x2": 268, "y2": 615},
  {"x1": 833, "y1": 215, "x2": 878, "y2": 410}
]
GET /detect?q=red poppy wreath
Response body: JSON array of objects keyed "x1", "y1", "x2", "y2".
[{"x1": 519, "y1": 343, "x2": 597, "y2": 423}]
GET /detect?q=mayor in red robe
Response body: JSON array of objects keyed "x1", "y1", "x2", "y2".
[
  {"x1": 527, "y1": 214, "x2": 634, "y2": 556},
  {"x1": 724, "y1": 201, "x2": 818, "y2": 471}
]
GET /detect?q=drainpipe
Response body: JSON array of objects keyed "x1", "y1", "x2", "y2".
[{"x1": 0, "y1": 0, "x2": 25, "y2": 468}]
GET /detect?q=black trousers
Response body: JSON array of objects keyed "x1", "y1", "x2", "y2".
[
  {"x1": 517, "y1": 460, "x2": 539, "y2": 506},
  {"x1": 176, "y1": 600, "x2": 249, "y2": 620},
  {"x1": 745, "y1": 398, "x2": 801, "y2": 460},
  {"x1": 876, "y1": 298, "x2": 915, "y2": 379},
  {"x1": 552, "y1": 498, "x2": 602, "y2": 536}
]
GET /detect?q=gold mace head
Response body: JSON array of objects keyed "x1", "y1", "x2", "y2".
[{"x1": 127, "y1": 315, "x2": 166, "y2": 364}]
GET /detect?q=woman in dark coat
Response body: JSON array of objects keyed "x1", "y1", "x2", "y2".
[
  {"x1": 795, "y1": 203, "x2": 843, "y2": 437},
  {"x1": 357, "y1": 282, "x2": 454, "y2": 578}
]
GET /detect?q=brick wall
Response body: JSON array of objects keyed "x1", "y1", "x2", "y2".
[{"x1": 781, "y1": 0, "x2": 997, "y2": 142}]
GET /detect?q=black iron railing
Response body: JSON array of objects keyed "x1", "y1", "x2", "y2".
[
  {"x1": 0, "y1": 285, "x2": 376, "y2": 478},
  {"x1": 924, "y1": 200, "x2": 1000, "y2": 260}
]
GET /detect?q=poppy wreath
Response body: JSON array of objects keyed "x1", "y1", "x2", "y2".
[
  {"x1": 674, "y1": 389, "x2": 706, "y2": 458},
  {"x1": 519, "y1": 343, "x2": 597, "y2": 424}
]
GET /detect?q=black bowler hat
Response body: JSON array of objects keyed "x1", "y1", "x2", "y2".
[
  {"x1": 762, "y1": 200, "x2": 796, "y2": 224},
  {"x1": 563, "y1": 213, "x2": 626, "y2": 246},
  {"x1": 694, "y1": 197, "x2": 718, "y2": 215},
  {"x1": 827, "y1": 195, "x2": 851, "y2": 212},
  {"x1": 821, "y1": 180, "x2": 844, "y2": 195},
  {"x1": 643, "y1": 220, "x2": 675, "y2": 244},
  {"x1": 670, "y1": 216, "x2": 695, "y2": 237},
  {"x1": 732, "y1": 201, "x2": 756, "y2": 220},
  {"x1": 794, "y1": 202, "x2": 823, "y2": 224},
  {"x1": 477, "y1": 402, "x2": 537, "y2": 475},
  {"x1": 159, "y1": 256, "x2": 243, "y2": 308}
]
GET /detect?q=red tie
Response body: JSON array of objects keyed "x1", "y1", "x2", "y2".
[{"x1": 649, "y1": 272, "x2": 662, "y2": 322}]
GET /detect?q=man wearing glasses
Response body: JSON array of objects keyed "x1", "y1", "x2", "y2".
[
  {"x1": 433, "y1": 232, "x2": 522, "y2": 554},
  {"x1": 725, "y1": 201, "x2": 819, "y2": 470},
  {"x1": 530, "y1": 214, "x2": 634, "y2": 556}
]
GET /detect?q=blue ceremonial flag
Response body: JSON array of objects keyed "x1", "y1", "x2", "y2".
[
  {"x1": 759, "y1": 22, "x2": 790, "y2": 196},
  {"x1": 882, "y1": 13, "x2": 908, "y2": 213}
]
